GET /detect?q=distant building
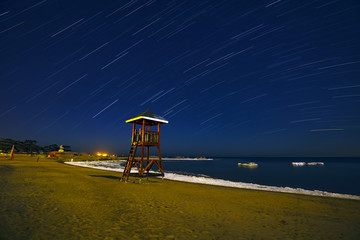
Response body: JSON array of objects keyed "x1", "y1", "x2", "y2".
[
  {"x1": 59, "y1": 145, "x2": 64, "y2": 153},
  {"x1": 58, "y1": 145, "x2": 72, "y2": 152}
]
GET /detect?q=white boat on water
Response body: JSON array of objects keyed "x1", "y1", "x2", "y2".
[
  {"x1": 292, "y1": 162, "x2": 306, "y2": 167},
  {"x1": 238, "y1": 162, "x2": 258, "y2": 168},
  {"x1": 307, "y1": 162, "x2": 324, "y2": 166}
]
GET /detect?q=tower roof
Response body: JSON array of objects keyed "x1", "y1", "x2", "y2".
[{"x1": 125, "y1": 109, "x2": 168, "y2": 125}]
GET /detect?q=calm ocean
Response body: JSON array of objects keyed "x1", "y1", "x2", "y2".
[{"x1": 162, "y1": 157, "x2": 360, "y2": 196}]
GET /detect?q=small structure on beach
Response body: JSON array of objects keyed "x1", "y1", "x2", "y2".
[
  {"x1": 58, "y1": 145, "x2": 64, "y2": 153},
  {"x1": 121, "y1": 109, "x2": 168, "y2": 181}
]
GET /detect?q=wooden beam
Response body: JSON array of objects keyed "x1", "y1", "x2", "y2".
[
  {"x1": 146, "y1": 124, "x2": 150, "y2": 172},
  {"x1": 140, "y1": 120, "x2": 145, "y2": 174},
  {"x1": 146, "y1": 146, "x2": 150, "y2": 173},
  {"x1": 158, "y1": 123, "x2": 161, "y2": 144},
  {"x1": 157, "y1": 145, "x2": 163, "y2": 173},
  {"x1": 132, "y1": 122, "x2": 135, "y2": 143}
]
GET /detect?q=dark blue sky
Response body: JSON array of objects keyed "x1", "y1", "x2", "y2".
[{"x1": 1, "y1": 0, "x2": 359, "y2": 157}]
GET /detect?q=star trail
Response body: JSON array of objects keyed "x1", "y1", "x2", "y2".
[{"x1": 1, "y1": 0, "x2": 359, "y2": 157}]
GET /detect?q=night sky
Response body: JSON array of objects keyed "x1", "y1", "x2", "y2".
[{"x1": 1, "y1": 0, "x2": 360, "y2": 157}]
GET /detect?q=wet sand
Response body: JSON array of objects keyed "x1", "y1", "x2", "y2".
[{"x1": 1, "y1": 156, "x2": 360, "y2": 239}]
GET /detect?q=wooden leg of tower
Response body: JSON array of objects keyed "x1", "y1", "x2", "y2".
[
  {"x1": 122, "y1": 161, "x2": 129, "y2": 181},
  {"x1": 125, "y1": 160, "x2": 133, "y2": 181},
  {"x1": 140, "y1": 121, "x2": 145, "y2": 175},
  {"x1": 128, "y1": 161, "x2": 134, "y2": 180},
  {"x1": 157, "y1": 145, "x2": 164, "y2": 174},
  {"x1": 125, "y1": 164, "x2": 131, "y2": 181},
  {"x1": 124, "y1": 162, "x2": 130, "y2": 181},
  {"x1": 146, "y1": 146, "x2": 150, "y2": 173},
  {"x1": 121, "y1": 160, "x2": 128, "y2": 181},
  {"x1": 140, "y1": 144, "x2": 144, "y2": 175}
]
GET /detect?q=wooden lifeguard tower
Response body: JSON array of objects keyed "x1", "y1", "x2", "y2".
[{"x1": 121, "y1": 109, "x2": 168, "y2": 181}]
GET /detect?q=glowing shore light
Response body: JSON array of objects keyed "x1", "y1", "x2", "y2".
[{"x1": 96, "y1": 152, "x2": 108, "y2": 157}]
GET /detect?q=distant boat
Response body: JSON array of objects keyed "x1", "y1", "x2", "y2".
[
  {"x1": 292, "y1": 162, "x2": 306, "y2": 167},
  {"x1": 238, "y1": 162, "x2": 258, "y2": 168},
  {"x1": 307, "y1": 162, "x2": 324, "y2": 166}
]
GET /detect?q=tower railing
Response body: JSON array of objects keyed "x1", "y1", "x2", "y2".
[{"x1": 132, "y1": 130, "x2": 159, "y2": 144}]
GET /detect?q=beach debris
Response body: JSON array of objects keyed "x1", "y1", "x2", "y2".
[
  {"x1": 238, "y1": 162, "x2": 258, "y2": 168},
  {"x1": 292, "y1": 162, "x2": 306, "y2": 167}
]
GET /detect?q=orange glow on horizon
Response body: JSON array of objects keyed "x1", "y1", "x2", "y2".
[{"x1": 96, "y1": 152, "x2": 109, "y2": 157}]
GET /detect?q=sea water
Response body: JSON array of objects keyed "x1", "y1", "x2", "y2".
[{"x1": 162, "y1": 157, "x2": 360, "y2": 196}]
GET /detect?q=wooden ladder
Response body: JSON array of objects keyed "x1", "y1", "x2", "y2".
[{"x1": 121, "y1": 142, "x2": 138, "y2": 181}]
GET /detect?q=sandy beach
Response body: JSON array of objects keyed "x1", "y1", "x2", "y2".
[{"x1": 1, "y1": 156, "x2": 360, "y2": 239}]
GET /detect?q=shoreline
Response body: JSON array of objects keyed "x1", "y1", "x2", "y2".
[
  {"x1": 65, "y1": 161, "x2": 360, "y2": 201},
  {"x1": 162, "y1": 157, "x2": 213, "y2": 160}
]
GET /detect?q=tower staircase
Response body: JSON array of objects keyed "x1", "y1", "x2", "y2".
[{"x1": 121, "y1": 141, "x2": 139, "y2": 181}]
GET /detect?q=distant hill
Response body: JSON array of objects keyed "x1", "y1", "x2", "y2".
[{"x1": 0, "y1": 138, "x2": 71, "y2": 153}]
